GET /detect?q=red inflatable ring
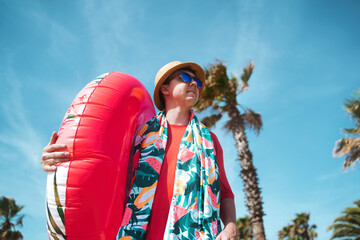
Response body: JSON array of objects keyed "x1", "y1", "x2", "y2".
[{"x1": 46, "y1": 72, "x2": 155, "y2": 240}]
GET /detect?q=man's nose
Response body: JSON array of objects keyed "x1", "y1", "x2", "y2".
[{"x1": 189, "y1": 79, "x2": 197, "y2": 87}]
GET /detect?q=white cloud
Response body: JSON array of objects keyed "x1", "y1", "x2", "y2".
[
  {"x1": 230, "y1": 10, "x2": 279, "y2": 106},
  {"x1": 0, "y1": 69, "x2": 43, "y2": 166},
  {"x1": 316, "y1": 169, "x2": 343, "y2": 181},
  {"x1": 28, "y1": 9, "x2": 78, "y2": 60},
  {"x1": 81, "y1": 0, "x2": 147, "y2": 73}
]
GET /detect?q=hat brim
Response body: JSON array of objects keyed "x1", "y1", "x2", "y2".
[{"x1": 153, "y1": 61, "x2": 205, "y2": 110}]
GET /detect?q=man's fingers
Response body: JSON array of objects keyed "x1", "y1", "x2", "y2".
[
  {"x1": 43, "y1": 144, "x2": 67, "y2": 153},
  {"x1": 41, "y1": 157, "x2": 70, "y2": 170},
  {"x1": 49, "y1": 131, "x2": 58, "y2": 145},
  {"x1": 42, "y1": 152, "x2": 69, "y2": 160},
  {"x1": 41, "y1": 132, "x2": 70, "y2": 172},
  {"x1": 42, "y1": 164, "x2": 57, "y2": 172},
  {"x1": 44, "y1": 157, "x2": 70, "y2": 165}
]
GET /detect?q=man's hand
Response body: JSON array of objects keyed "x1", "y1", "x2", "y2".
[
  {"x1": 41, "y1": 132, "x2": 70, "y2": 172},
  {"x1": 216, "y1": 222, "x2": 237, "y2": 240}
]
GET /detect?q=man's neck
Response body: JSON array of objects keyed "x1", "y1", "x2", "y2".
[{"x1": 165, "y1": 107, "x2": 190, "y2": 125}]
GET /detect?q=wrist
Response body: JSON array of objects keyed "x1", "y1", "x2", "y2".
[{"x1": 223, "y1": 221, "x2": 237, "y2": 236}]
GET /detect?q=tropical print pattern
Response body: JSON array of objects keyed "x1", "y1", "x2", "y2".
[
  {"x1": 46, "y1": 73, "x2": 109, "y2": 240},
  {"x1": 118, "y1": 110, "x2": 221, "y2": 240}
]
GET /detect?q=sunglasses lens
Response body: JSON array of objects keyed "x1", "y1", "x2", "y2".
[
  {"x1": 180, "y1": 73, "x2": 202, "y2": 88},
  {"x1": 180, "y1": 72, "x2": 191, "y2": 83},
  {"x1": 194, "y1": 77, "x2": 202, "y2": 88}
]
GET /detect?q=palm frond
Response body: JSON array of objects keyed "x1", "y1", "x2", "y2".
[
  {"x1": 331, "y1": 216, "x2": 360, "y2": 227},
  {"x1": 16, "y1": 215, "x2": 24, "y2": 227},
  {"x1": 195, "y1": 60, "x2": 231, "y2": 112},
  {"x1": 334, "y1": 138, "x2": 358, "y2": 156},
  {"x1": 278, "y1": 226, "x2": 291, "y2": 239},
  {"x1": 240, "y1": 62, "x2": 254, "y2": 92},
  {"x1": 194, "y1": 98, "x2": 214, "y2": 112},
  {"x1": 0, "y1": 196, "x2": 24, "y2": 239},
  {"x1": 278, "y1": 212, "x2": 317, "y2": 240},
  {"x1": 343, "y1": 127, "x2": 360, "y2": 136},
  {"x1": 333, "y1": 138, "x2": 360, "y2": 170},
  {"x1": 242, "y1": 109, "x2": 263, "y2": 135},
  {"x1": 201, "y1": 114, "x2": 223, "y2": 129},
  {"x1": 330, "y1": 228, "x2": 360, "y2": 239},
  {"x1": 327, "y1": 200, "x2": 360, "y2": 239},
  {"x1": 344, "y1": 90, "x2": 360, "y2": 125},
  {"x1": 308, "y1": 229, "x2": 318, "y2": 239},
  {"x1": 237, "y1": 215, "x2": 252, "y2": 240},
  {"x1": 334, "y1": 89, "x2": 360, "y2": 170}
]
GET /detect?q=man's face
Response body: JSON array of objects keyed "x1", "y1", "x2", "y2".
[{"x1": 162, "y1": 70, "x2": 200, "y2": 109}]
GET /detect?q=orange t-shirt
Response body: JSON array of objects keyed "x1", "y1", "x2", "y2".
[{"x1": 144, "y1": 124, "x2": 234, "y2": 240}]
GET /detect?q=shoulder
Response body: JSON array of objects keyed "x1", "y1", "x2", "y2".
[
  {"x1": 209, "y1": 131, "x2": 221, "y2": 148},
  {"x1": 209, "y1": 131, "x2": 218, "y2": 139}
]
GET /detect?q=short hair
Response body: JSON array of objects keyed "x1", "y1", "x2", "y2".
[{"x1": 159, "y1": 68, "x2": 196, "y2": 108}]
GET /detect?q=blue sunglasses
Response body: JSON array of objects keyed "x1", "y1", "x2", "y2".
[{"x1": 179, "y1": 72, "x2": 202, "y2": 88}]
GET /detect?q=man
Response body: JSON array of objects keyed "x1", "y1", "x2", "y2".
[{"x1": 41, "y1": 61, "x2": 237, "y2": 239}]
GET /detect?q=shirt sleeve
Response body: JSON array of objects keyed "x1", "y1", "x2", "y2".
[{"x1": 210, "y1": 132, "x2": 235, "y2": 200}]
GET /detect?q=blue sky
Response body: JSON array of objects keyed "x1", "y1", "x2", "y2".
[{"x1": 1, "y1": 0, "x2": 359, "y2": 239}]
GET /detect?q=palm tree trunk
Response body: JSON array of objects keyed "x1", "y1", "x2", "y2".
[{"x1": 227, "y1": 107, "x2": 266, "y2": 240}]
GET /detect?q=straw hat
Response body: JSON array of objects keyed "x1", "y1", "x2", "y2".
[{"x1": 153, "y1": 61, "x2": 205, "y2": 110}]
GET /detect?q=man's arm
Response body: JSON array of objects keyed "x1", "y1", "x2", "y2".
[
  {"x1": 209, "y1": 132, "x2": 237, "y2": 239},
  {"x1": 216, "y1": 197, "x2": 237, "y2": 240}
]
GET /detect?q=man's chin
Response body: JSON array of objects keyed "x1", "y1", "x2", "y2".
[{"x1": 185, "y1": 98, "x2": 198, "y2": 108}]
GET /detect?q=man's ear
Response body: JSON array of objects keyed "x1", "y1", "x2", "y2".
[{"x1": 160, "y1": 85, "x2": 169, "y2": 96}]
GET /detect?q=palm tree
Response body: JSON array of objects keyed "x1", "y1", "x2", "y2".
[
  {"x1": 327, "y1": 200, "x2": 360, "y2": 239},
  {"x1": 333, "y1": 89, "x2": 360, "y2": 170},
  {"x1": 0, "y1": 196, "x2": 25, "y2": 240},
  {"x1": 237, "y1": 215, "x2": 252, "y2": 240},
  {"x1": 194, "y1": 60, "x2": 265, "y2": 240},
  {"x1": 278, "y1": 212, "x2": 317, "y2": 240}
]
